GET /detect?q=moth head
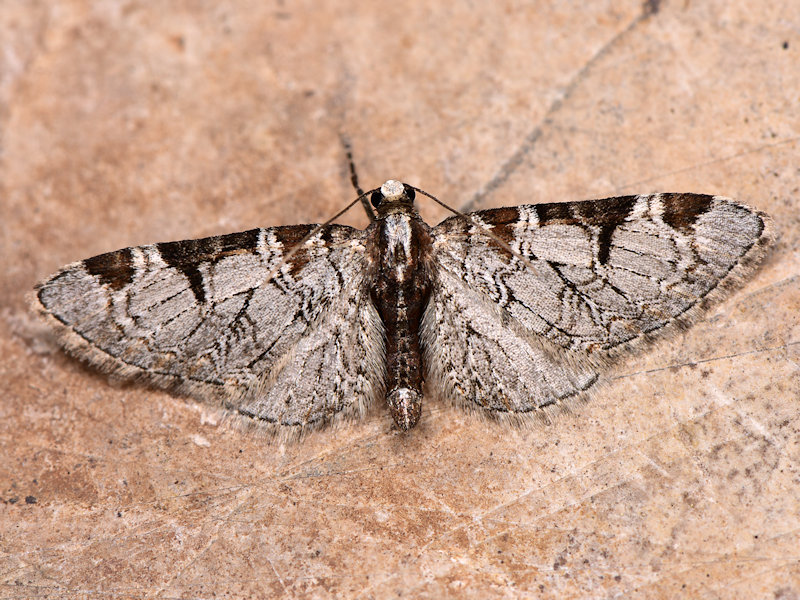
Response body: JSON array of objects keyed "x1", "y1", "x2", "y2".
[{"x1": 370, "y1": 180, "x2": 417, "y2": 213}]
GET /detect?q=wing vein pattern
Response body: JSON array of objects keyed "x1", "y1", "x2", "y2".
[
  {"x1": 36, "y1": 225, "x2": 386, "y2": 431},
  {"x1": 423, "y1": 193, "x2": 773, "y2": 417}
]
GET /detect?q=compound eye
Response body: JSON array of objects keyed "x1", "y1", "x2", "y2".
[
  {"x1": 370, "y1": 190, "x2": 383, "y2": 208},
  {"x1": 403, "y1": 185, "x2": 416, "y2": 202}
]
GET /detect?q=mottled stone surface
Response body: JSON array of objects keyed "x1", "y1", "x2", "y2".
[{"x1": 2, "y1": 1, "x2": 798, "y2": 598}]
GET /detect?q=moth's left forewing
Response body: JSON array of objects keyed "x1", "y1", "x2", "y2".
[{"x1": 33, "y1": 224, "x2": 388, "y2": 436}]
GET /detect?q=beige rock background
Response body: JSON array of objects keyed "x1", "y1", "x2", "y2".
[{"x1": 2, "y1": 0, "x2": 799, "y2": 598}]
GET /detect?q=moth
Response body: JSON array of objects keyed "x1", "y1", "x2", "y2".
[{"x1": 34, "y1": 180, "x2": 773, "y2": 433}]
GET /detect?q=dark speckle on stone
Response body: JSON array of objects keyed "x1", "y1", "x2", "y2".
[{"x1": 642, "y1": 0, "x2": 661, "y2": 16}]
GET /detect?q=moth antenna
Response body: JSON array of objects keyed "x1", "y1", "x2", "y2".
[
  {"x1": 339, "y1": 133, "x2": 375, "y2": 221},
  {"x1": 411, "y1": 185, "x2": 543, "y2": 275}
]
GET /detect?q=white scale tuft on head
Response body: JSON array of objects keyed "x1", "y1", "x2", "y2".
[{"x1": 380, "y1": 180, "x2": 405, "y2": 200}]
